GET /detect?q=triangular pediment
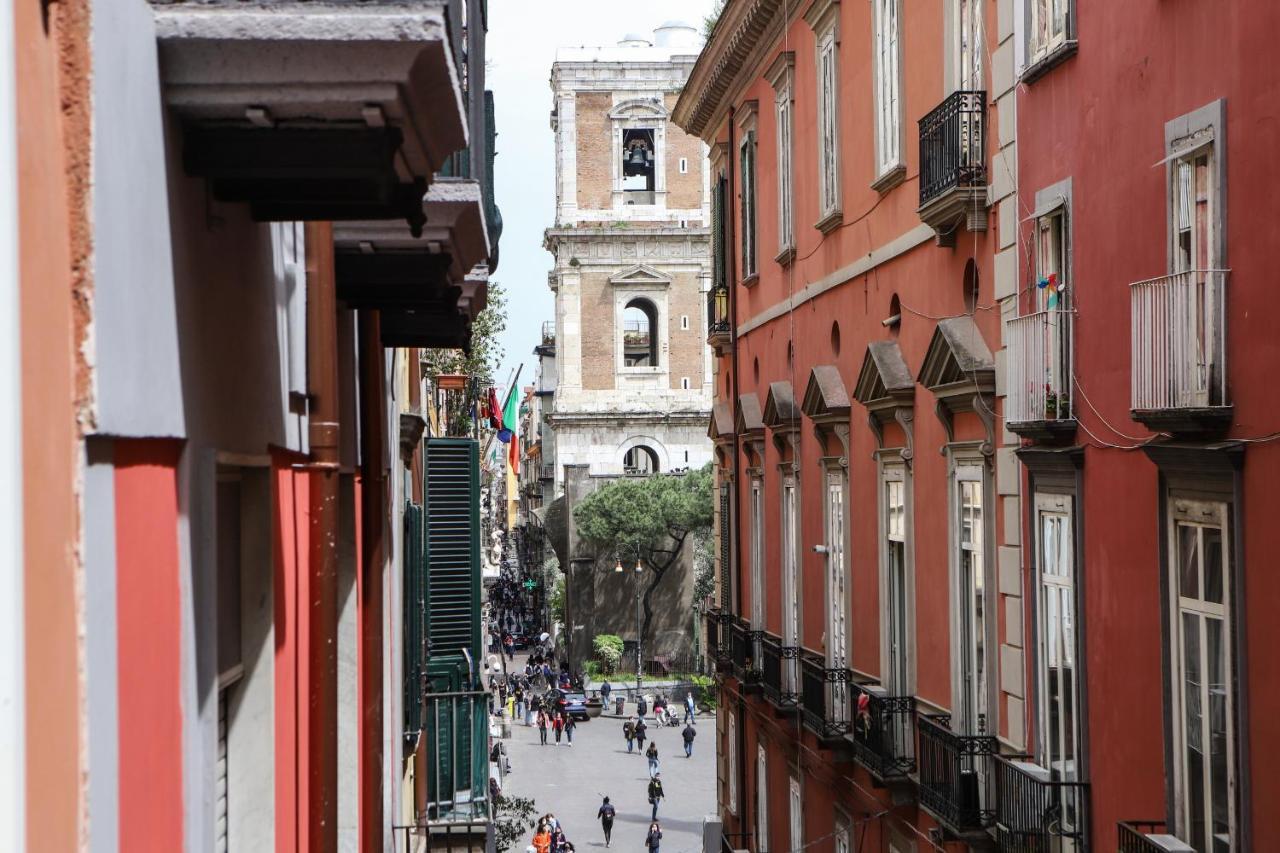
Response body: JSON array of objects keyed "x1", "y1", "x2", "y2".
[
  {"x1": 801, "y1": 365, "x2": 851, "y2": 419},
  {"x1": 708, "y1": 402, "x2": 735, "y2": 442},
  {"x1": 762, "y1": 381, "x2": 800, "y2": 429},
  {"x1": 853, "y1": 340, "x2": 915, "y2": 408},
  {"x1": 735, "y1": 393, "x2": 765, "y2": 437},
  {"x1": 609, "y1": 264, "x2": 671, "y2": 286},
  {"x1": 919, "y1": 316, "x2": 995, "y2": 396}
]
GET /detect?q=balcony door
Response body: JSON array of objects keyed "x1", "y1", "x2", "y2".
[
  {"x1": 825, "y1": 469, "x2": 849, "y2": 721},
  {"x1": 956, "y1": 468, "x2": 988, "y2": 735},
  {"x1": 1035, "y1": 495, "x2": 1080, "y2": 783},
  {"x1": 1169, "y1": 499, "x2": 1234, "y2": 853},
  {"x1": 750, "y1": 478, "x2": 764, "y2": 631},
  {"x1": 954, "y1": 0, "x2": 983, "y2": 91},
  {"x1": 781, "y1": 477, "x2": 800, "y2": 695},
  {"x1": 1170, "y1": 145, "x2": 1221, "y2": 407},
  {"x1": 884, "y1": 475, "x2": 910, "y2": 694}
]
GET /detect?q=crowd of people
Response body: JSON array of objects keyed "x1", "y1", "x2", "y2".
[{"x1": 527, "y1": 803, "x2": 664, "y2": 853}]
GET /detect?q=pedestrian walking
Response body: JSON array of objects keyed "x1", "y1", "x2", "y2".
[
  {"x1": 597, "y1": 797, "x2": 616, "y2": 848},
  {"x1": 647, "y1": 774, "x2": 665, "y2": 820},
  {"x1": 637, "y1": 694, "x2": 647, "y2": 718},
  {"x1": 681, "y1": 722, "x2": 696, "y2": 757},
  {"x1": 645, "y1": 741, "x2": 659, "y2": 778},
  {"x1": 533, "y1": 825, "x2": 552, "y2": 853},
  {"x1": 537, "y1": 710, "x2": 548, "y2": 745},
  {"x1": 564, "y1": 713, "x2": 576, "y2": 746},
  {"x1": 551, "y1": 827, "x2": 567, "y2": 853},
  {"x1": 644, "y1": 822, "x2": 662, "y2": 853},
  {"x1": 553, "y1": 711, "x2": 564, "y2": 744},
  {"x1": 515, "y1": 687, "x2": 525, "y2": 721},
  {"x1": 600, "y1": 679, "x2": 612, "y2": 709},
  {"x1": 623, "y1": 718, "x2": 635, "y2": 753},
  {"x1": 506, "y1": 693, "x2": 516, "y2": 720},
  {"x1": 635, "y1": 718, "x2": 647, "y2": 753},
  {"x1": 683, "y1": 691, "x2": 696, "y2": 724}
]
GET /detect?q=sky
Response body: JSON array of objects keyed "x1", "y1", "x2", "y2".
[{"x1": 487, "y1": 0, "x2": 718, "y2": 400}]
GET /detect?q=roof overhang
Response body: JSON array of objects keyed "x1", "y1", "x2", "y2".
[{"x1": 154, "y1": 0, "x2": 467, "y2": 232}]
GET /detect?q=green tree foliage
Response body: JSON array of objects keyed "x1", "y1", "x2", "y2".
[
  {"x1": 702, "y1": 0, "x2": 726, "y2": 38},
  {"x1": 421, "y1": 280, "x2": 508, "y2": 435},
  {"x1": 493, "y1": 795, "x2": 538, "y2": 853},
  {"x1": 592, "y1": 634, "x2": 624, "y2": 674},
  {"x1": 573, "y1": 464, "x2": 713, "y2": 651},
  {"x1": 692, "y1": 528, "x2": 715, "y2": 607}
]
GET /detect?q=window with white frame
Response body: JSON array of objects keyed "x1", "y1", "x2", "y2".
[
  {"x1": 1035, "y1": 493, "x2": 1080, "y2": 784},
  {"x1": 727, "y1": 710, "x2": 738, "y2": 813},
  {"x1": 954, "y1": 0, "x2": 983, "y2": 90},
  {"x1": 1034, "y1": 207, "x2": 1072, "y2": 418},
  {"x1": 776, "y1": 88, "x2": 794, "y2": 254},
  {"x1": 781, "y1": 476, "x2": 800, "y2": 695},
  {"x1": 825, "y1": 468, "x2": 849, "y2": 721},
  {"x1": 756, "y1": 744, "x2": 769, "y2": 853},
  {"x1": 884, "y1": 472, "x2": 910, "y2": 694},
  {"x1": 1172, "y1": 145, "x2": 1216, "y2": 273},
  {"x1": 739, "y1": 128, "x2": 758, "y2": 279},
  {"x1": 750, "y1": 478, "x2": 764, "y2": 630},
  {"x1": 788, "y1": 777, "x2": 802, "y2": 853},
  {"x1": 873, "y1": 0, "x2": 903, "y2": 177},
  {"x1": 1028, "y1": 0, "x2": 1072, "y2": 64},
  {"x1": 956, "y1": 469, "x2": 988, "y2": 734},
  {"x1": 1169, "y1": 498, "x2": 1234, "y2": 853},
  {"x1": 833, "y1": 813, "x2": 851, "y2": 853},
  {"x1": 816, "y1": 31, "x2": 841, "y2": 220}
]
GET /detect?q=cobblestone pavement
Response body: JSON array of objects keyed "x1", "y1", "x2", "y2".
[{"x1": 499, "y1": 708, "x2": 715, "y2": 853}]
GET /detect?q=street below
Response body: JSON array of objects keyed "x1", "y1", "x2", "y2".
[{"x1": 499, "y1": 698, "x2": 715, "y2": 853}]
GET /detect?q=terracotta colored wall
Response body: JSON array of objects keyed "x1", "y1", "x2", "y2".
[
  {"x1": 273, "y1": 453, "x2": 310, "y2": 853},
  {"x1": 15, "y1": 0, "x2": 89, "y2": 847},
  {"x1": 113, "y1": 441, "x2": 185, "y2": 853}
]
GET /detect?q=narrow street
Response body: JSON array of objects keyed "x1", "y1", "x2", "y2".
[{"x1": 500, "y1": 695, "x2": 715, "y2": 853}]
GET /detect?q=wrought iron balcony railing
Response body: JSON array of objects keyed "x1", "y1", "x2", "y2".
[
  {"x1": 761, "y1": 632, "x2": 782, "y2": 699},
  {"x1": 994, "y1": 757, "x2": 1089, "y2": 853},
  {"x1": 849, "y1": 683, "x2": 916, "y2": 780},
  {"x1": 800, "y1": 653, "x2": 852, "y2": 742},
  {"x1": 918, "y1": 713, "x2": 998, "y2": 834},
  {"x1": 919, "y1": 90, "x2": 987, "y2": 207},
  {"x1": 1007, "y1": 308, "x2": 1075, "y2": 433},
  {"x1": 1130, "y1": 269, "x2": 1229, "y2": 415},
  {"x1": 707, "y1": 283, "x2": 731, "y2": 350},
  {"x1": 1117, "y1": 821, "x2": 1193, "y2": 853}
]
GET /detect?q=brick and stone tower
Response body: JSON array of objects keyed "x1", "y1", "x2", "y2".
[{"x1": 545, "y1": 22, "x2": 713, "y2": 487}]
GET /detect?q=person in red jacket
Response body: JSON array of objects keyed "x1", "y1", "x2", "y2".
[{"x1": 553, "y1": 710, "x2": 565, "y2": 744}]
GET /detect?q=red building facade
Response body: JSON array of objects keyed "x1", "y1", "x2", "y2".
[{"x1": 679, "y1": 1, "x2": 1276, "y2": 852}]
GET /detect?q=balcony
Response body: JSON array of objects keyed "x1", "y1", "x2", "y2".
[
  {"x1": 1130, "y1": 269, "x2": 1231, "y2": 434},
  {"x1": 541, "y1": 321, "x2": 556, "y2": 347},
  {"x1": 705, "y1": 609, "x2": 733, "y2": 674},
  {"x1": 707, "y1": 283, "x2": 732, "y2": 354},
  {"x1": 994, "y1": 758, "x2": 1089, "y2": 853},
  {"x1": 760, "y1": 633, "x2": 802, "y2": 717},
  {"x1": 918, "y1": 714, "x2": 998, "y2": 836},
  {"x1": 849, "y1": 683, "x2": 916, "y2": 781},
  {"x1": 917, "y1": 90, "x2": 988, "y2": 245},
  {"x1": 726, "y1": 619, "x2": 763, "y2": 690},
  {"x1": 1006, "y1": 308, "x2": 1076, "y2": 439},
  {"x1": 422, "y1": 689, "x2": 491, "y2": 823},
  {"x1": 1117, "y1": 822, "x2": 1195, "y2": 853},
  {"x1": 800, "y1": 653, "x2": 853, "y2": 750}
]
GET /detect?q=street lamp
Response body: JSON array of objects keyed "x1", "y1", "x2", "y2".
[{"x1": 614, "y1": 555, "x2": 645, "y2": 693}]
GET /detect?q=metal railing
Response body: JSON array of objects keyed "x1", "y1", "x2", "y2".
[
  {"x1": 994, "y1": 758, "x2": 1089, "y2": 853},
  {"x1": 849, "y1": 683, "x2": 916, "y2": 779},
  {"x1": 1117, "y1": 822, "x2": 1175, "y2": 853},
  {"x1": 424, "y1": 690, "x2": 491, "y2": 822},
  {"x1": 1130, "y1": 269, "x2": 1228, "y2": 410},
  {"x1": 800, "y1": 653, "x2": 852, "y2": 740},
  {"x1": 721, "y1": 831, "x2": 754, "y2": 853},
  {"x1": 761, "y1": 632, "x2": 782, "y2": 702},
  {"x1": 707, "y1": 284, "x2": 731, "y2": 342},
  {"x1": 745, "y1": 629, "x2": 764, "y2": 687},
  {"x1": 1007, "y1": 308, "x2": 1075, "y2": 424},
  {"x1": 394, "y1": 819, "x2": 493, "y2": 853},
  {"x1": 918, "y1": 713, "x2": 998, "y2": 833},
  {"x1": 919, "y1": 90, "x2": 987, "y2": 206}
]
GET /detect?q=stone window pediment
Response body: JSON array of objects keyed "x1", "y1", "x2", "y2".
[
  {"x1": 763, "y1": 381, "x2": 800, "y2": 430},
  {"x1": 920, "y1": 316, "x2": 996, "y2": 454},
  {"x1": 609, "y1": 98, "x2": 669, "y2": 121},
  {"x1": 610, "y1": 264, "x2": 671, "y2": 288},
  {"x1": 709, "y1": 401, "x2": 736, "y2": 444},
  {"x1": 800, "y1": 364, "x2": 851, "y2": 420},
  {"x1": 854, "y1": 340, "x2": 916, "y2": 461}
]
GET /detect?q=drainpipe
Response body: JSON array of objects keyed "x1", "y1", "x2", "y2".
[{"x1": 305, "y1": 221, "x2": 340, "y2": 853}]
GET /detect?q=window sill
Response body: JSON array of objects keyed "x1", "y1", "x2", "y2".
[
  {"x1": 1021, "y1": 40, "x2": 1078, "y2": 85},
  {"x1": 740, "y1": 273, "x2": 760, "y2": 288},
  {"x1": 814, "y1": 208, "x2": 843, "y2": 235},
  {"x1": 870, "y1": 163, "x2": 906, "y2": 194},
  {"x1": 774, "y1": 245, "x2": 796, "y2": 266}
]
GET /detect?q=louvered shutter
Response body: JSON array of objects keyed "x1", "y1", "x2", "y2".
[
  {"x1": 719, "y1": 484, "x2": 732, "y2": 610},
  {"x1": 713, "y1": 176, "x2": 727, "y2": 291},
  {"x1": 403, "y1": 501, "x2": 426, "y2": 734},
  {"x1": 424, "y1": 438, "x2": 482, "y2": 661}
]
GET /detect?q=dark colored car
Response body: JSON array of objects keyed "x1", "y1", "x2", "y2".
[{"x1": 546, "y1": 689, "x2": 589, "y2": 721}]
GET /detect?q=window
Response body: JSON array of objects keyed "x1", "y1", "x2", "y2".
[
  {"x1": 825, "y1": 469, "x2": 849, "y2": 720},
  {"x1": 955, "y1": 0, "x2": 983, "y2": 90},
  {"x1": 1028, "y1": 0, "x2": 1071, "y2": 63},
  {"x1": 781, "y1": 477, "x2": 800, "y2": 692},
  {"x1": 622, "y1": 128, "x2": 656, "y2": 199},
  {"x1": 767, "y1": 53, "x2": 795, "y2": 256},
  {"x1": 1035, "y1": 494, "x2": 1080, "y2": 784},
  {"x1": 756, "y1": 744, "x2": 769, "y2": 853},
  {"x1": 681, "y1": 377, "x2": 690, "y2": 390},
  {"x1": 1169, "y1": 498, "x2": 1234, "y2": 853},
  {"x1": 873, "y1": 0, "x2": 903, "y2": 177},
  {"x1": 1034, "y1": 207, "x2": 1072, "y2": 417},
  {"x1": 679, "y1": 156, "x2": 689, "y2": 174},
  {"x1": 681, "y1": 314, "x2": 690, "y2": 331},
  {"x1": 1172, "y1": 146, "x2": 1216, "y2": 273},
  {"x1": 623, "y1": 445, "x2": 659, "y2": 475},
  {"x1": 739, "y1": 130, "x2": 758, "y2": 279},
  {"x1": 727, "y1": 711, "x2": 739, "y2": 813},
  {"x1": 816, "y1": 33, "x2": 841, "y2": 220},
  {"x1": 956, "y1": 470, "x2": 988, "y2": 733},
  {"x1": 750, "y1": 478, "x2": 764, "y2": 630},
  {"x1": 833, "y1": 814, "x2": 851, "y2": 853},
  {"x1": 884, "y1": 473, "x2": 910, "y2": 693},
  {"x1": 788, "y1": 777, "x2": 802, "y2": 853},
  {"x1": 622, "y1": 298, "x2": 658, "y2": 367}
]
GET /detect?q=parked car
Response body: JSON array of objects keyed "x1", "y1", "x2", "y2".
[{"x1": 546, "y1": 689, "x2": 589, "y2": 721}]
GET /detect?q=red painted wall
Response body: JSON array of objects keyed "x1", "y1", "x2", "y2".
[
  {"x1": 114, "y1": 441, "x2": 185, "y2": 853},
  {"x1": 273, "y1": 452, "x2": 310, "y2": 853}
]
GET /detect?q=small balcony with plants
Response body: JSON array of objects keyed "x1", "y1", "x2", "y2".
[
  {"x1": 917, "y1": 90, "x2": 988, "y2": 245},
  {"x1": 1006, "y1": 304, "x2": 1076, "y2": 440},
  {"x1": 1130, "y1": 268, "x2": 1230, "y2": 434}
]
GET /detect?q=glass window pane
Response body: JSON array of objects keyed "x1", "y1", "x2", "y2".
[
  {"x1": 1207, "y1": 616, "x2": 1230, "y2": 847},
  {"x1": 1178, "y1": 524, "x2": 1200, "y2": 600},
  {"x1": 1203, "y1": 526, "x2": 1224, "y2": 605}
]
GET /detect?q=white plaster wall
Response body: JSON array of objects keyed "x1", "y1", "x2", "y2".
[
  {"x1": 337, "y1": 477, "x2": 360, "y2": 853},
  {"x1": 83, "y1": 446, "x2": 119, "y2": 853}
]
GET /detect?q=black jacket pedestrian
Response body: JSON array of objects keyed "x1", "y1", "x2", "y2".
[
  {"x1": 682, "y1": 724, "x2": 696, "y2": 744},
  {"x1": 645, "y1": 827, "x2": 662, "y2": 852},
  {"x1": 647, "y1": 778, "x2": 664, "y2": 803}
]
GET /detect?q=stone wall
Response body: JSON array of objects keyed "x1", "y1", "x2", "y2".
[
  {"x1": 574, "y1": 92, "x2": 613, "y2": 211},
  {"x1": 664, "y1": 91, "x2": 706, "y2": 212}
]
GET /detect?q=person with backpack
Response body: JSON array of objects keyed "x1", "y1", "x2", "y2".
[
  {"x1": 645, "y1": 741, "x2": 659, "y2": 778},
  {"x1": 623, "y1": 717, "x2": 635, "y2": 753},
  {"x1": 647, "y1": 774, "x2": 665, "y2": 820},
  {"x1": 634, "y1": 717, "x2": 648, "y2": 753},
  {"x1": 564, "y1": 712, "x2": 577, "y2": 746},
  {"x1": 597, "y1": 796, "x2": 616, "y2": 848},
  {"x1": 600, "y1": 679, "x2": 612, "y2": 710},
  {"x1": 681, "y1": 722, "x2": 697, "y2": 757},
  {"x1": 637, "y1": 694, "x2": 648, "y2": 718},
  {"x1": 536, "y1": 710, "x2": 548, "y2": 745}
]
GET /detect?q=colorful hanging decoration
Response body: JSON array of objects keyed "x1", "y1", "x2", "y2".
[{"x1": 1037, "y1": 272, "x2": 1066, "y2": 309}]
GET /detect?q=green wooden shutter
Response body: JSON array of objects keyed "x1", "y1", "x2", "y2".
[
  {"x1": 424, "y1": 438, "x2": 482, "y2": 664},
  {"x1": 713, "y1": 176, "x2": 727, "y2": 291},
  {"x1": 719, "y1": 484, "x2": 732, "y2": 610},
  {"x1": 403, "y1": 501, "x2": 425, "y2": 736}
]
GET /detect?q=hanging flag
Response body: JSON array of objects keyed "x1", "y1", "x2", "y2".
[
  {"x1": 488, "y1": 387, "x2": 502, "y2": 430},
  {"x1": 502, "y1": 384, "x2": 520, "y2": 468}
]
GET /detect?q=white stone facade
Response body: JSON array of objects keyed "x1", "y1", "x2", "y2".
[{"x1": 546, "y1": 25, "x2": 714, "y2": 489}]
